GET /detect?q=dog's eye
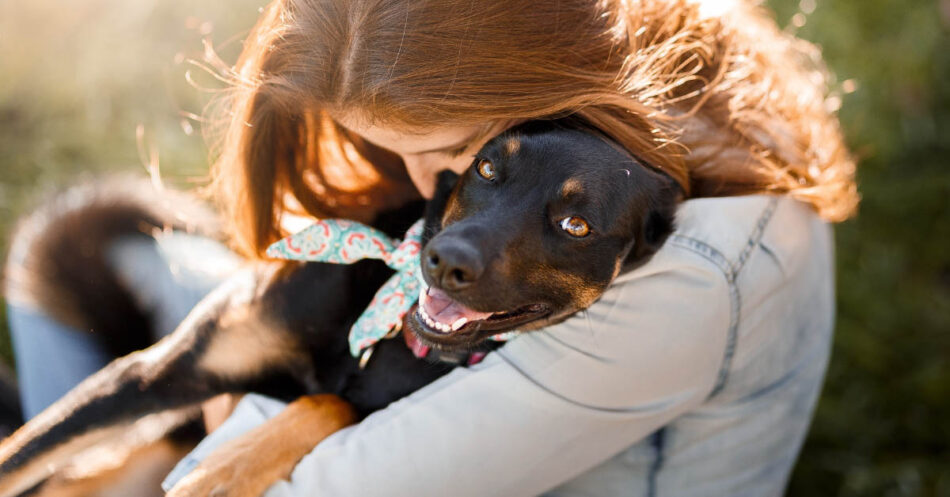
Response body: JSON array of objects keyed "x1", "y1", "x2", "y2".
[
  {"x1": 476, "y1": 159, "x2": 497, "y2": 181},
  {"x1": 559, "y1": 216, "x2": 590, "y2": 237}
]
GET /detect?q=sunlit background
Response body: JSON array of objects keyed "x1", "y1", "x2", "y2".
[{"x1": 0, "y1": 0, "x2": 947, "y2": 495}]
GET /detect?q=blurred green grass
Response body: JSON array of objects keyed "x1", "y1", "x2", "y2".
[
  {"x1": 0, "y1": 0, "x2": 261, "y2": 362},
  {"x1": 0, "y1": 0, "x2": 947, "y2": 495}
]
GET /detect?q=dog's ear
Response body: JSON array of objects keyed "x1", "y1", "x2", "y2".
[
  {"x1": 623, "y1": 172, "x2": 680, "y2": 270},
  {"x1": 422, "y1": 170, "x2": 461, "y2": 245}
]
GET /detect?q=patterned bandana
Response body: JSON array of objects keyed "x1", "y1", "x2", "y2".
[
  {"x1": 266, "y1": 218, "x2": 425, "y2": 356},
  {"x1": 266, "y1": 218, "x2": 519, "y2": 358}
]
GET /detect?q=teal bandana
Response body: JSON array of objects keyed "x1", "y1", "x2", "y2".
[
  {"x1": 266, "y1": 218, "x2": 425, "y2": 356},
  {"x1": 266, "y1": 218, "x2": 519, "y2": 357}
]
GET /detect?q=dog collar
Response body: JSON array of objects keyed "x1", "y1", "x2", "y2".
[
  {"x1": 402, "y1": 327, "x2": 488, "y2": 366},
  {"x1": 266, "y1": 218, "x2": 517, "y2": 358}
]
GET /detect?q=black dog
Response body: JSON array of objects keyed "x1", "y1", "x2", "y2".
[{"x1": 0, "y1": 121, "x2": 679, "y2": 496}]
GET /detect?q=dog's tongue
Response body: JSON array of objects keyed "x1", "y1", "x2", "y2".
[{"x1": 420, "y1": 287, "x2": 493, "y2": 327}]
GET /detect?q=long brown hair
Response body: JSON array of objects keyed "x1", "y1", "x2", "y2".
[{"x1": 205, "y1": 0, "x2": 858, "y2": 258}]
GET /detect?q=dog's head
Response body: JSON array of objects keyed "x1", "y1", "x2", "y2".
[{"x1": 408, "y1": 121, "x2": 681, "y2": 351}]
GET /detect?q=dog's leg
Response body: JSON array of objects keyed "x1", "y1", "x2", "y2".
[
  {"x1": 166, "y1": 394, "x2": 356, "y2": 497},
  {"x1": 0, "y1": 264, "x2": 314, "y2": 497}
]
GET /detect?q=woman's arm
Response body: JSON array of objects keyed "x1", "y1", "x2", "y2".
[{"x1": 263, "y1": 243, "x2": 731, "y2": 497}]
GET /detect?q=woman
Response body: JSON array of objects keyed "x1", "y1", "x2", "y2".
[{"x1": 8, "y1": 0, "x2": 858, "y2": 495}]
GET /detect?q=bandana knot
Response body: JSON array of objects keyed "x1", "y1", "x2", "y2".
[{"x1": 266, "y1": 219, "x2": 424, "y2": 356}]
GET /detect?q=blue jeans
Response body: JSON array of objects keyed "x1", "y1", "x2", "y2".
[
  {"x1": 7, "y1": 305, "x2": 114, "y2": 420},
  {"x1": 7, "y1": 233, "x2": 241, "y2": 419}
]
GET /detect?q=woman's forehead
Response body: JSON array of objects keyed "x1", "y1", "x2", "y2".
[{"x1": 333, "y1": 113, "x2": 489, "y2": 156}]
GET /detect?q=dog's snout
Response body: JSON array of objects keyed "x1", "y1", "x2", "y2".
[{"x1": 424, "y1": 238, "x2": 484, "y2": 291}]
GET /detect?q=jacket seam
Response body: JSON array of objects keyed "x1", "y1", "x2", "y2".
[
  {"x1": 646, "y1": 427, "x2": 667, "y2": 497},
  {"x1": 732, "y1": 198, "x2": 779, "y2": 275},
  {"x1": 667, "y1": 197, "x2": 780, "y2": 398}
]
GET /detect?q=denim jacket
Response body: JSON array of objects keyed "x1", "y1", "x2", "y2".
[{"x1": 164, "y1": 194, "x2": 835, "y2": 497}]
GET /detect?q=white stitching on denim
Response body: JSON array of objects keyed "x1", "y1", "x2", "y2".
[
  {"x1": 668, "y1": 197, "x2": 780, "y2": 398},
  {"x1": 669, "y1": 235, "x2": 739, "y2": 397},
  {"x1": 733, "y1": 198, "x2": 780, "y2": 275}
]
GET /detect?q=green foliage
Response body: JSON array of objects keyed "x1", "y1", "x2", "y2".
[
  {"x1": 0, "y1": 1, "x2": 946, "y2": 495},
  {"x1": 0, "y1": 0, "x2": 262, "y2": 359},
  {"x1": 765, "y1": 0, "x2": 950, "y2": 495}
]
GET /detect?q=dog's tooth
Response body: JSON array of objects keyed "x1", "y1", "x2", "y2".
[
  {"x1": 451, "y1": 318, "x2": 468, "y2": 331},
  {"x1": 419, "y1": 306, "x2": 433, "y2": 326},
  {"x1": 419, "y1": 304, "x2": 453, "y2": 334},
  {"x1": 419, "y1": 289, "x2": 428, "y2": 308}
]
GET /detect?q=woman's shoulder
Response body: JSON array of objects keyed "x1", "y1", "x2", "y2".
[
  {"x1": 619, "y1": 193, "x2": 834, "y2": 330},
  {"x1": 612, "y1": 194, "x2": 830, "y2": 299},
  {"x1": 665, "y1": 194, "x2": 829, "y2": 275}
]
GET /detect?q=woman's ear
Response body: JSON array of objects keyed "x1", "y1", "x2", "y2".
[{"x1": 624, "y1": 171, "x2": 680, "y2": 269}]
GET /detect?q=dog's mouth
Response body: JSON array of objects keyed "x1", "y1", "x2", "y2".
[{"x1": 410, "y1": 284, "x2": 550, "y2": 346}]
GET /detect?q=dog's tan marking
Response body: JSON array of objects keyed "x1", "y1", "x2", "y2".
[
  {"x1": 560, "y1": 178, "x2": 584, "y2": 198},
  {"x1": 504, "y1": 137, "x2": 521, "y2": 157},
  {"x1": 612, "y1": 257, "x2": 624, "y2": 280},
  {"x1": 198, "y1": 307, "x2": 304, "y2": 380},
  {"x1": 527, "y1": 267, "x2": 603, "y2": 309},
  {"x1": 441, "y1": 191, "x2": 463, "y2": 227},
  {"x1": 167, "y1": 394, "x2": 356, "y2": 497}
]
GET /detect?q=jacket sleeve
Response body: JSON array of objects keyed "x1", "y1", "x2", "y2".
[{"x1": 264, "y1": 244, "x2": 732, "y2": 497}]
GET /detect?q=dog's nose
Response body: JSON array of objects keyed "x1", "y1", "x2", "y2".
[{"x1": 423, "y1": 238, "x2": 484, "y2": 291}]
